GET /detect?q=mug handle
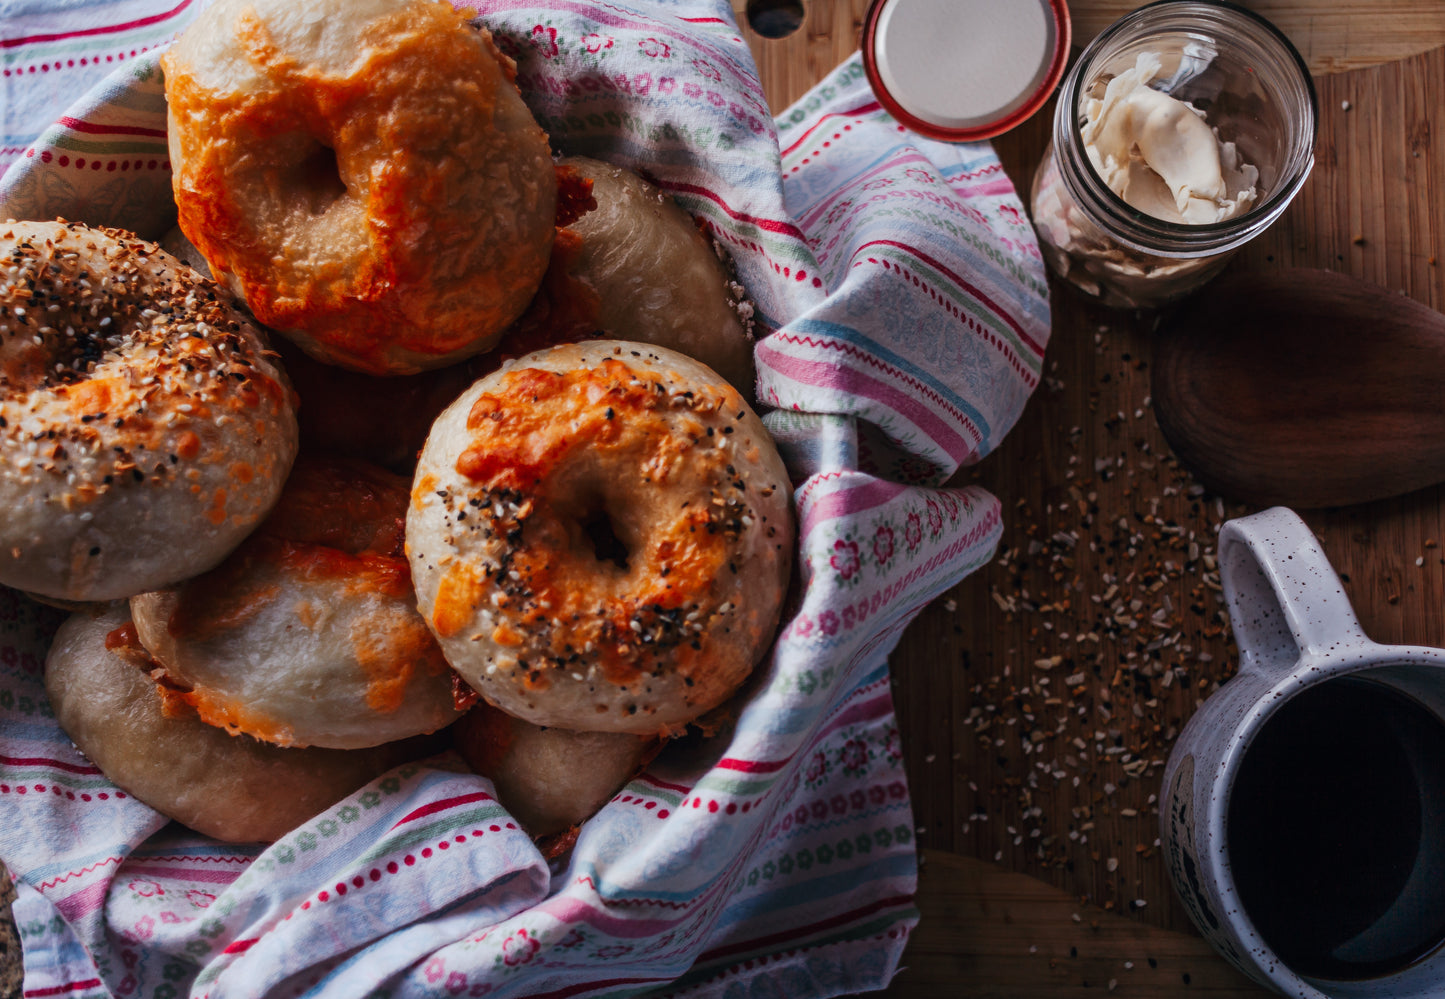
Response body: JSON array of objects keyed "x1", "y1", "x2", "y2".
[{"x1": 1217, "y1": 506, "x2": 1367, "y2": 677}]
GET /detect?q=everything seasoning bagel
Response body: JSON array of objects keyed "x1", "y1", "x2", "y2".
[{"x1": 10, "y1": 0, "x2": 789, "y2": 846}]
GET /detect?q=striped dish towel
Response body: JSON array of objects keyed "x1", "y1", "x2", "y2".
[{"x1": 0, "y1": 2, "x2": 1050, "y2": 996}]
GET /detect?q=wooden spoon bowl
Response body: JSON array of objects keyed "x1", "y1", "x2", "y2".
[{"x1": 1150, "y1": 267, "x2": 1445, "y2": 509}]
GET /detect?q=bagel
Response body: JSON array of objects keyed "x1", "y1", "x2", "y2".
[
  {"x1": 452, "y1": 700, "x2": 658, "y2": 840},
  {"x1": 407, "y1": 341, "x2": 794, "y2": 735},
  {"x1": 0, "y1": 220, "x2": 298, "y2": 603},
  {"x1": 557, "y1": 157, "x2": 756, "y2": 395},
  {"x1": 165, "y1": 218, "x2": 473, "y2": 470},
  {"x1": 162, "y1": 0, "x2": 557, "y2": 375},
  {"x1": 131, "y1": 456, "x2": 462, "y2": 749},
  {"x1": 272, "y1": 337, "x2": 477, "y2": 474},
  {"x1": 46, "y1": 606, "x2": 427, "y2": 843}
]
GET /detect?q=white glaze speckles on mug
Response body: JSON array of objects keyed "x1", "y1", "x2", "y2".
[
  {"x1": 1219, "y1": 512, "x2": 1369, "y2": 672},
  {"x1": 1160, "y1": 506, "x2": 1445, "y2": 998}
]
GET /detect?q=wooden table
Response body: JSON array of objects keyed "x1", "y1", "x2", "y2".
[{"x1": 736, "y1": 0, "x2": 1445, "y2": 995}]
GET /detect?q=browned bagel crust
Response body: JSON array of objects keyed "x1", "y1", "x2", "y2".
[
  {"x1": 408, "y1": 341, "x2": 794, "y2": 735},
  {"x1": 163, "y1": 0, "x2": 557, "y2": 375},
  {"x1": 452, "y1": 700, "x2": 657, "y2": 839},
  {"x1": 130, "y1": 456, "x2": 462, "y2": 749},
  {"x1": 557, "y1": 156, "x2": 756, "y2": 395},
  {"x1": 0, "y1": 220, "x2": 298, "y2": 602},
  {"x1": 46, "y1": 606, "x2": 423, "y2": 843}
]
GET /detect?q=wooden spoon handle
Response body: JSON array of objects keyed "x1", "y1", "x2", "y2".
[{"x1": 1150, "y1": 268, "x2": 1445, "y2": 509}]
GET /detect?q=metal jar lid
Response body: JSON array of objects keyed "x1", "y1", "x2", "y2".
[{"x1": 862, "y1": 0, "x2": 1071, "y2": 142}]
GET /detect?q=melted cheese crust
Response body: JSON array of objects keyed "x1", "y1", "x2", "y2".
[
  {"x1": 0, "y1": 220, "x2": 298, "y2": 602},
  {"x1": 131, "y1": 457, "x2": 460, "y2": 749},
  {"x1": 163, "y1": 0, "x2": 557, "y2": 375},
  {"x1": 408, "y1": 342, "x2": 794, "y2": 735},
  {"x1": 47, "y1": 605, "x2": 423, "y2": 843}
]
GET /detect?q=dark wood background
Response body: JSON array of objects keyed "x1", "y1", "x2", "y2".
[{"x1": 735, "y1": 0, "x2": 1445, "y2": 995}]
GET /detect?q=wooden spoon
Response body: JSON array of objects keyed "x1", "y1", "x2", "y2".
[{"x1": 1150, "y1": 268, "x2": 1445, "y2": 509}]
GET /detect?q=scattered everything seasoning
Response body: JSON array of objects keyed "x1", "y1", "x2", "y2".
[{"x1": 895, "y1": 318, "x2": 1253, "y2": 923}]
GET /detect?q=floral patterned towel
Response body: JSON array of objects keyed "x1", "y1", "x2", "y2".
[{"x1": 0, "y1": 2, "x2": 1050, "y2": 996}]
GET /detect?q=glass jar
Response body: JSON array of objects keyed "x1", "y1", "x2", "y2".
[{"x1": 1030, "y1": 0, "x2": 1316, "y2": 309}]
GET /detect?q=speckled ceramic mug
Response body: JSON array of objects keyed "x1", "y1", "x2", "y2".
[{"x1": 1161, "y1": 506, "x2": 1445, "y2": 998}]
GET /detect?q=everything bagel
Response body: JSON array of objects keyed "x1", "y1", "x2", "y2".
[
  {"x1": 0, "y1": 220, "x2": 298, "y2": 603},
  {"x1": 407, "y1": 341, "x2": 794, "y2": 735}
]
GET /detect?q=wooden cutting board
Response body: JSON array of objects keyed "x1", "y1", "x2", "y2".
[{"x1": 737, "y1": 2, "x2": 1445, "y2": 997}]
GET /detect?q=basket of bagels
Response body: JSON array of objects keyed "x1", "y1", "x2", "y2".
[{"x1": 0, "y1": 0, "x2": 1050, "y2": 995}]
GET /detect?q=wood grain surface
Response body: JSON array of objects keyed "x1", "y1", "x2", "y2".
[
  {"x1": 736, "y1": 1, "x2": 1445, "y2": 997},
  {"x1": 734, "y1": 0, "x2": 1445, "y2": 111},
  {"x1": 1068, "y1": 0, "x2": 1445, "y2": 74},
  {"x1": 889, "y1": 853, "x2": 1270, "y2": 997}
]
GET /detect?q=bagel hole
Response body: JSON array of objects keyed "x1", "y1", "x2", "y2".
[
  {"x1": 581, "y1": 508, "x2": 630, "y2": 571},
  {"x1": 295, "y1": 142, "x2": 346, "y2": 215}
]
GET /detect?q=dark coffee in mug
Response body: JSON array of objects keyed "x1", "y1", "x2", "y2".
[{"x1": 1227, "y1": 676, "x2": 1445, "y2": 980}]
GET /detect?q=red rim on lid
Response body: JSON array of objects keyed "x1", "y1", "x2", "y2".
[{"x1": 862, "y1": 0, "x2": 1071, "y2": 142}]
